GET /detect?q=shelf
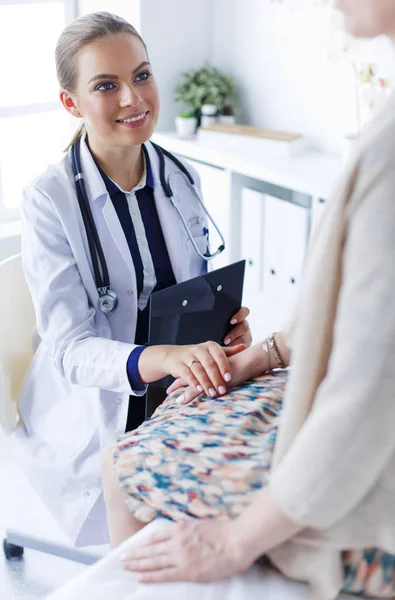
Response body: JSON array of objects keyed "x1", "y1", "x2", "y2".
[{"x1": 152, "y1": 131, "x2": 343, "y2": 200}]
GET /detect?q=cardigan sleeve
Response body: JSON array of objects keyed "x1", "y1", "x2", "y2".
[{"x1": 270, "y1": 140, "x2": 395, "y2": 529}]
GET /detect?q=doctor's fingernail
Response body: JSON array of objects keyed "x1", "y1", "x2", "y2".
[
  {"x1": 224, "y1": 338, "x2": 231, "y2": 346},
  {"x1": 230, "y1": 318, "x2": 238, "y2": 325},
  {"x1": 218, "y1": 386, "x2": 226, "y2": 395},
  {"x1": 177, "y1": 395, "x2": 185, "y2": 404},
  {"x1": 209, "y1": 388, "x2": 216, "y2": 397},
  {"x1": 224, "y1": 372, "x2": 231, "y2": 382},
  {"x1": 196, "y1": 385, "x2": 203, "y2": 392}
]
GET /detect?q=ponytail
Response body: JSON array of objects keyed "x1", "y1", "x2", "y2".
[{"x1": 64, "y1": 122, "x2": 85, "y2": 152}]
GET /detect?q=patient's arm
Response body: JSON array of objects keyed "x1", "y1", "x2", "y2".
[
  {"x1": 167, "y1": 331, "x2": 291, "y2": 404},
  {"x1": 219, "y1": 331, "x2": 291, "y2": 385}
]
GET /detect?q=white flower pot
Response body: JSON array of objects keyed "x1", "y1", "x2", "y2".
[
  {"x1": 175, "y1": 116, "x2": 197, "y2": 138},
  {"x1": 201, "y1": 104, "x2": 217, "y2": 129},
  {"x1": 218, "y1": 114, "x2": 236, "y2": 125},
  {"x1": 201, "y1": 115, "x2": 217, "y2": 128}
]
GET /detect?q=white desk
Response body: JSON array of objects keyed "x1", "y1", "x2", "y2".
[
  {"x1": 152, "y1": 132, "x2": 342, "y2": 200},
  {"x1": 152, "y1": 132, "x2": 344, "y2": 340}
]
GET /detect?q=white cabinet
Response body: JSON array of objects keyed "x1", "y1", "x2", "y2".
[
  {"x1": 240, "y1": 188, "x2": 264, "y2": 294},
  {"x1": 241, "y1": 192, "x2": 308, "y2": 342},
  {"x1": 240, "y1": 188, "x2": 265, "y2": 341}
]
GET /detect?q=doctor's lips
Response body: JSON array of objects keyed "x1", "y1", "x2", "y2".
[{"x1": 116, "y1": 110, "x2": 149, "y2": 128}]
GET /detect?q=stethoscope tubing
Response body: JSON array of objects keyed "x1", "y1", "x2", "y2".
[
  {"x1": 72, "y1": 140, "x2": 110, "y2": 291},
  {"x1": 168, "y1": 191, "x2": 225, "y2": 260},
  {"x1": 151, "y1": 141, "x2": 225, "y2": 260},
  {"x1": 71, "y1": 138, "x2": 226, "y2": 313}
]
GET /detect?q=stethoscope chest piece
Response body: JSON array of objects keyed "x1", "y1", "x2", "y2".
[{"x1": 98, "y1": 287, "x2": 119, "y2": 314}]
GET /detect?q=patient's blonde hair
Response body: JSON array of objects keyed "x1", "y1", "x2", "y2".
[{"x1": 55, "y1": 11, "x2": 148, "y2": 151}]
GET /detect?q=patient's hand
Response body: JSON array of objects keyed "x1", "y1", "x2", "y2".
[{"x1": 122, "y1": 519, "x2": 253, "y2": 583}]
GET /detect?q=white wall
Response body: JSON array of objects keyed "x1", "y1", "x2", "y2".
[
  {"x1": 212, "y1": 0, "x2": 395, "y2": 154},
  {"x1": 140, "y1": 0, "x2": 213, "y2": 131},
  {"x1": 78, "y1": 1, "x2": 141, "y2": 26}
]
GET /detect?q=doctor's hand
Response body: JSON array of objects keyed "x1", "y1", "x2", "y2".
[
  {"x1": 166, "y1": 343, "x2": 248, "y2": 401},
  {"x1": 224, "y1": 306, "x2": 252, "y2": 349},
  {"x1": 159, "y1": 342, "x2": 245, "y2": 399},
  {"x1": 167, "y1": 341, "x2": 270, "y2": 404}
]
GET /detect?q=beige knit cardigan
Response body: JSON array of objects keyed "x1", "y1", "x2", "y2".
[{"x1": 267, "y1": 92, "x2": 395, "y2": 599}]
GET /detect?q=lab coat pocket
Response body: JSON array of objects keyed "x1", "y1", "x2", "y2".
[
  {"x1": 186, "y1": 235, "x2": 207, "y2": 278},
  {"x1": 187, "y1": 215, "x2": 205, "y2": 237}
]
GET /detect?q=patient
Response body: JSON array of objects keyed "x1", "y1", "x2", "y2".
[{"x1": 101, "y1": 1, "x2": 395, "y2": 597}]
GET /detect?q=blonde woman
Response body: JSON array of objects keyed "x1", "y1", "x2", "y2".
[{"x1": 13, "y1": 11, "x2": 251, "y2": 548}]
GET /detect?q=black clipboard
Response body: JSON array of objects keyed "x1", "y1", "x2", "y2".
[{"x1": 146, "y1": 260, "x2": 246, "y2": 418}]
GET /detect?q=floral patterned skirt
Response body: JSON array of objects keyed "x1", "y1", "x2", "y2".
[{"x1": 113, "y1": 372, "x2": 395, "y2": 597}]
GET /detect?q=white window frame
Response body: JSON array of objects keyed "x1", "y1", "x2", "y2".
[{"x1": 0, "y1": 0, "x2": 77, "y2": 222}]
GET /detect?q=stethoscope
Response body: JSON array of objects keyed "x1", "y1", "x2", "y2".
[{"x1": 71, "y1": 138, "x2": 225, "y2": 314}]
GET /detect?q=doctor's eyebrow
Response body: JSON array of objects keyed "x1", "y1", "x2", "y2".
[{"x1": 87, "y1": 62, "x2": 151, "y2": 85}]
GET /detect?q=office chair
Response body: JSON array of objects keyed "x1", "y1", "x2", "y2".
[{"x1": 0, "y1": 253, "x2": 99, "y2": 566}]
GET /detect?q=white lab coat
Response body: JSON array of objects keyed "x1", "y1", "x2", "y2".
[{"x1": 12, "y1": 138, "x2": 207, "y2": 547}]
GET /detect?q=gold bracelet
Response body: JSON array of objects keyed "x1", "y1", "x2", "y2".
[
  {"x1": 268, "y1": 333, "x2": 286, "y2": 369},
  {"x1": 262, "y1": 339, "x2": 271, "y2": 372}
]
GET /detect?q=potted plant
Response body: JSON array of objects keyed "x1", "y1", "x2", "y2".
[
  {"x1": 175, "y1": 110, "x2": 198, "y2": 138},
  {"x1": 174, "y1": 62, "x2": 236, "y2": 126}
]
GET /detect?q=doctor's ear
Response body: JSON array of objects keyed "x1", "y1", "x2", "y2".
[{"x1": 59, "y1": 89, "x2": 82, "y2": 118}]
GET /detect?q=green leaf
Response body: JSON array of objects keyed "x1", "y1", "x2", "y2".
[{"x1": 179, "y1": 111, "x2": 195, "y2": 118}]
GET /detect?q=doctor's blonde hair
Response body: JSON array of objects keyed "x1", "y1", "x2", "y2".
[{"x1": 55, "y1": 11, "x2": 148, "y2": 151}]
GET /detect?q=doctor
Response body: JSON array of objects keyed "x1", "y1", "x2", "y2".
[{"x1": 12, "y1": 11, "x2": 251, "y2": 547}]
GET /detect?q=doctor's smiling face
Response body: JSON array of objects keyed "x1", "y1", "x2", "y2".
[
  {"x1": 60, "y1": 31, "x2": 159, "y2": 148},
  {"x1": 336, "y1": 0, "x2": 395, "y2": 38}
]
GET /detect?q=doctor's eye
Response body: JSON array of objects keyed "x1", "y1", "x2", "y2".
[
  {"x1": 95, "y1": 82, "x2": 117, "y2": 92},
  {"x1": 134, "y1": 70, "x2": 151, "y2": 83}
]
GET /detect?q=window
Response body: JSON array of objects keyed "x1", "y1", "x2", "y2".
[{"x1": 0, "y1": 0, "x2": 77, "y2": 221}]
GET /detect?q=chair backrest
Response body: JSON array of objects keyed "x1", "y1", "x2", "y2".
[{"x1": 0, "y1": 253, "x2": 35, "y2": 438}]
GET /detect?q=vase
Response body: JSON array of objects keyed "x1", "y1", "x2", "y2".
[
  {"x1": 200, "y1": 104, "x2": 218, "y2": 128},
  {"x1": 218, "y1": 114, "x2": 236, "y2": 125},
  {"x1": 175, "y1": 116, "x2": 197, "y2": 138}
]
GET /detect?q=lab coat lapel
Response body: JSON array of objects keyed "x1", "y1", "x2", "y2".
[
  {"x1": 145, "y1": 142, "x2": 190, "y2": 283},
  {"x1": 79, "y1": 137, "x2": 137, "y2": 288},
  {"x1": 101, "y1": 197, "x2": 137, "y2": 287}
]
